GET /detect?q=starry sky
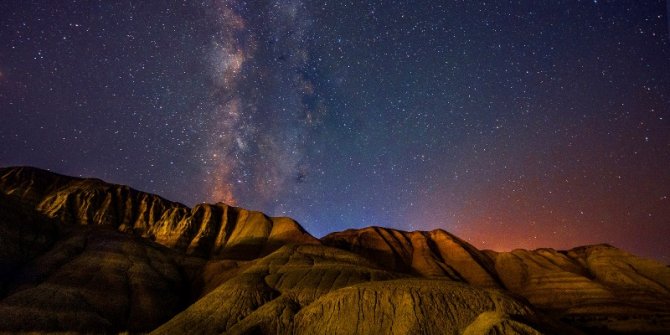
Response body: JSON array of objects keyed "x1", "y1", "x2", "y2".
[{"x1": 1, "y1": 1, "x2": 669, "y2": 262}]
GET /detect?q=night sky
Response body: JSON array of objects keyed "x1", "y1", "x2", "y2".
[{"x1": 1, "y1": 1, "x2": 669, "y2": 262}]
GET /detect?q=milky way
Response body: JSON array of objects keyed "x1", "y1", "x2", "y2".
[
  {"x1": 201, "y1": 0, "x2": 321, "y2": 210},
  {"x1": 1, "y1": 1, "x2": 669, "y2": 262}
]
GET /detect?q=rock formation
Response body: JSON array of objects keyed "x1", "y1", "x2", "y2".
[
  {"x1": 325, "y1": 227, "x2": 670, "y2": 334},
  {"x1": 0, "y1": 166, "x2": 318, "y2": 259},
  {"x1": 1, "y1": 166, "x2": 669, "y2": 334}
]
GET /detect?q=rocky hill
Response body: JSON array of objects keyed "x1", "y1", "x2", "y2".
[{"x1": 1, "y1": 166, "x2": 669, "y2": 334}]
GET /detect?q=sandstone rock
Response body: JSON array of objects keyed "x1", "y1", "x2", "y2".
[
  {"x1": 292, "y1": 279, "x2": 550, "y2": 335},
  {"x1": 0, "y1": 227, "x2": 194, "y2": 333},
  {"x1": 152, "y1": 244, "x2": 405, "y2": 334},
  {"x1": 323, "y1": 226, "x2": 501, "y2": 287},
  {"x1": 324, "y1": 226, "x2": 670, "y2": 334},
  {"x1": 1, "y1": 166, "x2": 669, "y2": 334},
  {"x1": 0, "y1": 167, "x2": 318, "y2": 260}
]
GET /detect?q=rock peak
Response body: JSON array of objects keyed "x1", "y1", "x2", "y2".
[{"x1": 0, "y1": 166, "x2": 318, "y2": 259}]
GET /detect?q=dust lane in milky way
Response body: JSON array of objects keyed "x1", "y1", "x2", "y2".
[
  {"x1": 0, "y1": 1, "x2": 669, "y2": 262},
  {"x1": 201, "y1": 1, "x2": 322, "y2": 208}
]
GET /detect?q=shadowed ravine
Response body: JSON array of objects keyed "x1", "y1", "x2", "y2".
[{"x1": 1, "y1": 166, "x2": 669, "y2": 334}]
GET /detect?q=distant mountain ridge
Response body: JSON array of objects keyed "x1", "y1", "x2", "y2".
[{"x1": 1, "y1": 166, "x2": 669, "y2": 334}]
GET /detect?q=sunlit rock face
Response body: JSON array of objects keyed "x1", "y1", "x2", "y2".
[
  {"x1": 1, "y1": 166, "x2": 669, "y2": 334},
  {"x1": 292, "y1": 279, "x2": 549, "y2": 335},
  {"x1": 325, "y1": 226, "x2": 670, "y2": 334},
  {"x1": 322, "y1": 226, "x2": 502, "y2": 287},
  {"x1": 0, "y1": 166, "x2": 318, "y2": 259}
]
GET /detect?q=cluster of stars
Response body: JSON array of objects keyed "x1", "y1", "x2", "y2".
[{"x1": 0, "y1": 1, "x2": 669, "y2": 262}]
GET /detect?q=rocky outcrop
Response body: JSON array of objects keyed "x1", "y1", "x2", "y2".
[
  {"x1": 325, "y1": 226, "x2": 670, "y2": 334},
  {"x1": 323, "y1": 226, "x2": 502, "y2": 287},
  {"x1": 0, "y1": 167, "x2": 318, "y2": 259},
  {"x1": 489, "y1": 245, "x2": 670, "y2": 333},
  {"x1": 1, "y1": 166, "x2": 669, "y2": 334},
  {"x1": 152, "y1": 244, "x2": 404, "y2": 334},
  {"x1": 292, "y1": 279, "x2": 562, "y2": 335}
]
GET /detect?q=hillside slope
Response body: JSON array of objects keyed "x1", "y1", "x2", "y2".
[{"x1": 1, "y1": 166, "x2": 669, "y2": 334}]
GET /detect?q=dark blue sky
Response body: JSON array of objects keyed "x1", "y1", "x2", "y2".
[{"x1": 1, "y1": 0, "x2": 669, "y2": 262}]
